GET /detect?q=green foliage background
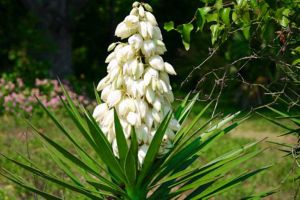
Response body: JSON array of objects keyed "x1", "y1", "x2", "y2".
[{"x1": 1, "y1": 0, "x2": 299, "y2": 108}]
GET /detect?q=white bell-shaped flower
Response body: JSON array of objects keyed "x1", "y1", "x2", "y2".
[
  {"x1": 129, "y1": 34, "x2": 143, "y2": 50},
  {"x1": 94, "y1": 2, "x2": 180, "y2": 166}
]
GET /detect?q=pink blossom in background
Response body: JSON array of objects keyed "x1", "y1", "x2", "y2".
[
  {"x1": 16, "y1": 78, "x2": 24, "y2": 88},
  {"x1": 35, "y1": 78, "x2": 48, "y2": 86},
  {"x1": 1, "y1": 77, "x2": 94, "y2": 115},
  {"x1": 25, "y1": 106, "x2": 33, "y2": 113},
  {"x1": 78, "y1": 95, "x2": 85, "y2": 102},
  {"x1": 0, "y1": 78, "x2": 5, "y2": 85},
  {"x1": 4, "y1": 95, "x2": 12, "y2": 103},
  {"x1": 31, "y1": 88, "x2": 40, "y2": 96}
]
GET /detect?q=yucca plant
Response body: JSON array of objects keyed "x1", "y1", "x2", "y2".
[{"x1": 1, "y1": 2, "x2": 272, "y2": 199}]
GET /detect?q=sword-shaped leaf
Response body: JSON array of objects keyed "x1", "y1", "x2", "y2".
[
  {"x1": 137, "y1": 112, "x2": 172, "y2": 186},
  {"x1": 114, "y1": 109, "x2": 129, "y2": 166}
]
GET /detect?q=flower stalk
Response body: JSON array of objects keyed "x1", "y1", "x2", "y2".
[{"x1": 93, "y1": 1, "x2": 180, "y2": 166}]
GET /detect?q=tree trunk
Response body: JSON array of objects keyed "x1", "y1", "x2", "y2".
[
  {"x1": 21, "y1": 0, "x2": 87, "y2": 78},
  {"x1": 47, "y1": 24, "x2": 72, "y2": 78}
]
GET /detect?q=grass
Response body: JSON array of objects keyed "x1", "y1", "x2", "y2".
[{"x1": 0, "y1": 108, "x2": 298, "y2": 200}]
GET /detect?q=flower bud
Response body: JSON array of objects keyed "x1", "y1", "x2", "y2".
[
  {"x1": 127, "y1": 112, "x2": 138, "y2": 125},
  {"x1": 146, "y1": 87, "x2": 155, "y2": 103},
  {"x1": 101, "y1": 85, "x2": 111, "y2": 101},
  {"x1": 149, "y1": 55, "x2": 164, "y2": 71},
  {"x1": 139, "y1": 21, "x2": 148, "y2": 38},
  {"x1": 153, "y1": 97, "x2": 162, "y2": 111},
  {"x1": 107, "y1": 127, "x2": 115, "y2": 143},
  {"x1": 124, "y1": 15, "x2": 139, "y2": 26},
  {"x1": 136, "y1": 80, "x2": 145, "y2": 96},
  {"x1": 136, "y1": 125, "x2": 149, "y2": 143},
  {"x1": 138, "y1": 5, "x2": 145, "y2": 17},
  {"x1": 138, "y1": 144, "x2": 148, "y2": 165},
  {"x1": 107, "y1": 90, "x2": 122, "y2": 107},
  {"x1": 93, "y1": 103, "x2": 108, "y2": 122},
  {"x1": 132, "y1": 1, "x2": 139, "y2": 7},
  {"x1": 115, "y1": 22, "x2": 132, "y2": 39},
  {"x1": 117, "y1": 99, "x2": 129, "y2": 116},
  {"x1": 144, "y1": 68, "x2": 158, "y2": 86},
  {"x1": 107, "y1": 43, "x2": 116, "y2": 52},
  {"x1": 135, "y1": 62, "x2": 144, "y2": 79},
  {"x1": 146, "y1": 22, "x2": 154, "y2": 38},
  {"x1": 146, "y1": 12, "x2": 157, "y2": 25},
  {"x1": 130, "y1": 7, "x2": 139, "y2": 16},
  {"x1": 112, "y1": 139, "x2": 119, "y2": 157},
  {"x1": 105, "y1": 52, "x2": 115, "y2": 63},
  {"x1": 129, "y1": 59, "x2": 138, "y2": 76},
  {"x1": 137, "y1": 99, "x2": 147, "y2": 118},
  {"x1": 164, "y1": 62, "x2": 177, "y2": 75},
  {"x1": 145, "y1": 112, "x2": 154, "y2": 128},
  {"x1": 170, "y1": 119, "x2": 181, "y2": 131},
  {"x1": 143, "y1": 3, "x2": 153, "y2": 12},
  {"x1": 141, "y1": 40, "x2": 156, "y2": 57},
  {"x1": 152, "y1": 109, "x2": 163, "y2": 123},
  {"x1": 96, "y1": 76, "x2": 109, "y2": 91},
  {"x1": 153, "y1": 26, "x2": 163, "y2": 40},
  {"x1": 128, "y1": 34, "x2": 143, "y2": 50}
]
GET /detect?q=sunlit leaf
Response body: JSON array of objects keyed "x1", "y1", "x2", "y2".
[
  {"x1": 164, "y1": 21, "x2": 174, "y2": 32},
  {"x1": 176, "y1": 23, "x2": 194, "y2": 50},
  {"x1": 195, "y1": 7, "x2": 211, "y2": 31},
  {"x1": 221, "y1": 8, "x2": 231, "y2": 26}
]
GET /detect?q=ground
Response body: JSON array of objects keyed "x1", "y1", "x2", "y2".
[{"x1": 0, "y1": 109, "x2": 298, "y2": 200}]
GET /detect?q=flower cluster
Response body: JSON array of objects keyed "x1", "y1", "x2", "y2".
[
  {"x1": 93, "y1": 2, "x2": 180, "y2": 165},
  {"x1": 0, "y1": 77, "x2": 94, "y2": 115}
]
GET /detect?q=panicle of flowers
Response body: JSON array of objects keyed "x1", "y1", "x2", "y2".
[
  {"x1": 0, "y1": 77, "x2": 95, "y2": 115},
  {"x1": 93, "y1": 1, "x2": 180, "y2": 166}
]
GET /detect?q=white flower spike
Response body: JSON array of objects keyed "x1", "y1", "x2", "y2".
[{"x1": 94, "y1": 2, "x2": 179, "y2": 166}]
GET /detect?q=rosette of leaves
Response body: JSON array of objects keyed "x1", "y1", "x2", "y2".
[{"x1": 0, "y1": 86, "x2": 273, "y2": 199}]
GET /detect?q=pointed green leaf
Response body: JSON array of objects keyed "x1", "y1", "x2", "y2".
[
  {"x1": 175, "y1": 101, "x2": 213, "y2": 148},
  {"x1": 27, "y1": 122, "x2": 119, "y2": 190},
  {"x1": 267, "y1": 106, "x2": 300, "y2": 126},
  {"x1": 137, "y1": 112, "x2": 173, "y2": 185},
  {"x1": 177, "y1": 93, "x2": 199, "y2": 124},
  {"x1": 94, "y1": 84, "x2": 102, "y2": 104},
  {"x1": 84, "y1": 111, "x2": 126, "y2": 183},
  {"x1": 241, "y1": 188, "x2": 278, "y2": 200},
  {"x1": 124, "y1": 127, "x2": 138, "y2": 185},
  {"x1": 87, "y1": 180, "x2": 126, "y2": 196},
  {"x1": 0, "y1": 170, "x2": 62, "y2": 200},
  {"x1": 114, "y1": 109, "x2": 129, "y2": 166},
  {"x1": 164, "y1": 21, "x2": 174, "y2": 32},
  {"x1": 174, "y1": 92, "x2": 191, "y2": 119},
  {"x1": 193, "y1": 166, "x2": 271, "y2": 199},
  {"x1": 256, "y1": 112, "x2": 294, "y2": 131},
  {"x1": 124, "y1": 147, "x2": 137, "y2": 185},
  {"x1": 221, "y1": 8, "x2": 231, "y2": 25},
  {"x1": 207, "y1": 13, "x2": 219, "y2": 23},
  {"x1": 1, "y1": 156, "x2": 103, "y2": 199},
  {"x1": 210, "y1": 24, "x2": 219, "y2": 45},
  {"x1": 177, "y1": 23, "x2": 194, "y2": 50},
  {"x1": 37, "y1": 96, "x2": 99, "y2": 172},
  {"x1": 195, "y1": 7, "x2": 211, "y2": 31}
]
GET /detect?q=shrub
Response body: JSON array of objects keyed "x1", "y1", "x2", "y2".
[{"x1": 0, "y1": 76, "x2": 95, "y2": 116}]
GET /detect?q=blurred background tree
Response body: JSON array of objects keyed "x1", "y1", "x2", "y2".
[{"x1": 0, "y1": 0, "x2": 299, "y2": 109}]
